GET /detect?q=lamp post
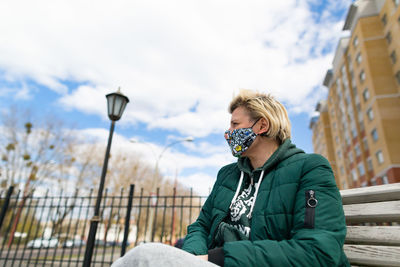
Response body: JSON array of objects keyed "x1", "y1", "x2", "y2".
[
  {"x1": 83, "y1": 88, "x2": 129, "y2": 267},
  {"x1": 131, "y1": 137, "x2": 194, "y2": 242}
]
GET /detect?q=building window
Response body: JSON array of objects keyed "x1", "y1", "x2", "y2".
[
  {"x1": 340, "y1": 166, "x2": 344, "y2": 175},
  {"x1": 358, "y1": 108, "x2": 363, "y2": 122},
  {"x1": 341, "y1": 65, "x2": 346, "y2": 75},
  {"x1": 352, "y1": 85, "x2": 358, "y2": 96},
  {"x1": 359, "y1": 120, "x2": 365, "y2": 132},
  {"x1": 396, "y1": 71, "x2": 400, "y2": 85},
  {"x1": 371, "y1": 128, "x2": 379, "y2": 142},
  {"x1": 353, "y1": 36, "x2": 358, "y2": 47},
  {"x1": 367, "y1": 157, "x2": 373, "y2": 171},
  {"x1": 381, "y1": 13, "x2": 387, "y2": 26},
  {"x1": 336, "y1": 79, "x2": 341, "y2": 94},
  {"x1": 351, "y1": 169, "x2": 358, "y2": 181},
  {"x1": 376, "y1": 150, "x2": 384, "y2": 164},
  {"x1": 367, "y1": 108, "x2": 374, "y2": 121},
  {"x1": 394, "y1": 0, "x2": 399, "y2": 7},
  {"x1": 358, "y1": 162, "x2": 366, "y2": 176},
  {"x1": 355, "y1": 144, "x2": 361, "y2": 157},
  {"x1": 337, "y1": 150, "x2": 342, "y2": 159},
  {"x1": 363, "y1": 138, "x2": 369, "y2": 151},
  {"x1": 386, "y1": 32, "x2": 392, "y2": 44},
  {"x1": 390, "y1": 51, "x2": 397, "y2": 64},
  {"x1": 346, "y1": 95, "x2": 351, "y2": 105},
  {"x1": 356, "y1": 52, "x2": 362, "y2": 65},
  {"x1": 359, "y1": 70, "x2": 366, "y2": 82},
  {"x1": 351, "y1": 124, "x2": 358, "y2": 138},
  {"x1": 349, "y1": 151, "x2": 354, "y2": 163},
  {"x1": 362, "y1": 88, "x2": 370, "y2": 102},
  {"x1": 335, "y1": 136, "x2": 339, "y2": 144},
  {"x1": 382, "y1": 175, "x2": 389, "y2": 184},
  {"x1": 350, "y1": 71, "x2": 356, "y2": 87},
  {"x1": 345, "y1": 132, "x2": 351, "y2": 146}
]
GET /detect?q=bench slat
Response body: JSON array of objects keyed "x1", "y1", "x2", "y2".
[
  {"x1": 343, "y1": 200, "x2": 400, "y2": 223},
  {"x1": 344, "y1": 244, "x2": 400, "y2": 267},
  {"x1": 346, "y1": 226, "x2": 400, "y2": 246},
  {"x1": 341, "y1": 183, "x2": 400, "y2": 205}
]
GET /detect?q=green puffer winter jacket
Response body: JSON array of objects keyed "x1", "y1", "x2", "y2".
[{"x1": 182, "y1": 139, "x2": 349, "y2": 266}]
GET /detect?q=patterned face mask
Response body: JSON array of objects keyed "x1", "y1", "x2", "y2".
[{"x1": 224, "y1": 119, "x2": 260, "y2": 157}]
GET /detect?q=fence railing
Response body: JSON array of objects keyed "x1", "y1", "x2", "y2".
[{"x1": 0, "y1": 185, "x2": 207, "y2": 266}]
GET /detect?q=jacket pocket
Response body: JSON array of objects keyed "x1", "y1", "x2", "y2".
[{"x1": 304, "y1": 190, "x2": 318, "y2": 229}]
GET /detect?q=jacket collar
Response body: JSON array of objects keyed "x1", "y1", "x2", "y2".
[{"x1": 237, "y1": 139, "x2": 303, "y2": 176}]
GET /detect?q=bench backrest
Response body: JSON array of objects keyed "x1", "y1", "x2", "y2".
[{"x1": 340, "y1": 183, "x2": 400, "y2": 266}]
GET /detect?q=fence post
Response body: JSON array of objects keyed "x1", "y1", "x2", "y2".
[
  {"x1": 151, "y1": 187, "x2": 160, "y2": 242},
  {"x1": 0, "y1": 186, "x2": 14, "y2": 230},
  {"x1": 121, "y1": 184, "x2": 135, "y2": 257},
  {"x1": 170, "y1": 187, "x2": 177, "y2": 245},
  {"x1": 134, "y1": 188, "x2": 144, "y2": 247}
]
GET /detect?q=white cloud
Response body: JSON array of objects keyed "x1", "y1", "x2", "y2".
[
  {"x1": 0, "y1": 0, "x2": 355, "y2": 194},
  {"x1": 0, "y1": 0, "x2": 352, "y2": 138},
  {"x1": 75, "y1": 127, "x2": 233, "y2": 194},
  {"x1": 0, "y1": 82, "x2": 36, "y2": 100},
  {"x1": 58, "y1": 85, "x2": 109, "y2": 117},
  {"x1": 175, "y1": 172, "x2": 216, "y2": 196}
]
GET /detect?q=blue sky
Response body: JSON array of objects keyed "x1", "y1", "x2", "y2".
[{"x1": 0, "y1": 0, "x2": 352, "y2": 195}]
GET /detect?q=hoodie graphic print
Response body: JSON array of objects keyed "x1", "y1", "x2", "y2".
[
  {"x1": 228, "y1": 180, "x2": 258, "y2": 237},
  {"x1": 214, "y1": 176, "x2": 260, "y2": 246}
]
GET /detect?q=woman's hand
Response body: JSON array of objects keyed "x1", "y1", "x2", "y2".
[{"x1": 196, "y1": 255, "x2": 208, "y2": 261}]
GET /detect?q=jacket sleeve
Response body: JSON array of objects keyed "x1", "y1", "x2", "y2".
[
  {"x1": 222, "y1": 154, "x2": 348, "y2": 267},
  {"x1": 181, "y1": 170, "x2": 222, "y2": 255}
]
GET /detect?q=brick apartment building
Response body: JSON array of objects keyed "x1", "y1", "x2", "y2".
[{"x1": 310, "y1": 0, "x2": 400, "y2": 189}]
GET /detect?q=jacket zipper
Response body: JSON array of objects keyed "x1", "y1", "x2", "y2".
[{"x1": 304, "y1": 190, "x2": 317, "y2": 229}]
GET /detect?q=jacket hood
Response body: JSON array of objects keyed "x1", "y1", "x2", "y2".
[{"x1": 237, "y1": 139, "x2": 304, "y2": 176}]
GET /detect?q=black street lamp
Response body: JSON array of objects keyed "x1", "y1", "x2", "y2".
[{"x1": 83, "y1": 88, "x2": 129, "y2": 267}]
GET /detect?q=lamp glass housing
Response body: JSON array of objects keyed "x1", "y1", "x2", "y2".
[{"x1": 106, "y1": 91, "x2": 130, "y2": 121}]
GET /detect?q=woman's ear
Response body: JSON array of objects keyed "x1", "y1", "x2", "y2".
[{"x1": 257, "y1": 118, "x2": 269, "y2": 135}]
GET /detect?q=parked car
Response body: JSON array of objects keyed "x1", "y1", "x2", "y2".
[
  {"x1": 26, "y1": 238, "x2": 59, "y2": 249},
  {"x1": 62, "y1": 239, "x2": 86, "y2": 248},
  {"x1": 95, "y1": 239, "x2": 106, "y2": 246},
  {"x1": 105, "y1": 241, "x2": 130, "y2": 247}
]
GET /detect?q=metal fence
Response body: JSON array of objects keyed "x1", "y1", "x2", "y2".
[{"x1": 0, "y1": 185, "x2": 207, "y2": 266}]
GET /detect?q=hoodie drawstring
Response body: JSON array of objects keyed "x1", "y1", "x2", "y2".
[
  {"x1": 247, "y1": 169, "x2": 264, "y2": 219},
  {"x1": 229, "y1": 170, "x2": 266, "y2": 219},
  {"x1": 229, "y1": 171, "x2": 244, "y2": 209}
]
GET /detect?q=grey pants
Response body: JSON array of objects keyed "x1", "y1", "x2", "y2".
[{"x1": 111, "y1": 243, "x2": 219, "y2": 267}]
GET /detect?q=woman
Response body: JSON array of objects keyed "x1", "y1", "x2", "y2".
[{"x1": 113, "y1": 90, "x2": 349, "y2": 267}]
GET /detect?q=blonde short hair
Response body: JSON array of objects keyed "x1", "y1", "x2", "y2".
[{"x1": 229, "y1": 89, "x2": 291, "y2": 143}]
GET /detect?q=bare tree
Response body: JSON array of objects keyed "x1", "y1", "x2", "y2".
[
  {"x1": 0, "y1": 107, "x2": 73, "y2": 191},
  {"x1": 0, "y1": 107, "x2": 100, "y2": 245},
  {"x1": 50, "y1": 142, "x2": 104, "y2": 234}
]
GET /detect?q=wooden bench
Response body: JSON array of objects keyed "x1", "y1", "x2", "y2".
[{"x1": 341, "y1": 183, "x2": 400, "y2": 266}]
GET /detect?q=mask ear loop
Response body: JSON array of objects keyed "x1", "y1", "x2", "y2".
[
  {"x1": 253, "y1": 117, "x2": 270, "y2": 137},
  {"x1": 250, "y1": 118, "x2": 261, "y2": 128}
]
